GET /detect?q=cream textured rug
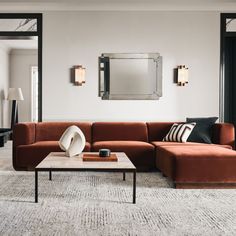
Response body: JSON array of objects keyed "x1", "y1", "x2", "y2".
[
  {"x1": 1, "y1": 170, "x2": 236, "y2": 236},
  {"x1": 1, "y1": 142, "x2": 236, "y2": 235}
]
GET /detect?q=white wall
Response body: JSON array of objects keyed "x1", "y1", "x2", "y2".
[
  {"x1": 0, "y1": 45, "x2": 9, "y2": 127},
  {"x1": 43, "y1": 11, "x2": 220, "y2": 122},
  {"x1": 9, "y1": 49, "x2": 37, "y2": 122}
]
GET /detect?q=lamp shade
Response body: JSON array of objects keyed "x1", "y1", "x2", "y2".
[{"x1": 7, "y1": 88, "x2": 24, "y2": 101}]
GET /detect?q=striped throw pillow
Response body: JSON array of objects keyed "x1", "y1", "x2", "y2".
[{"x1": 163, "y1": 123, "x2": 196, "y2": 143}]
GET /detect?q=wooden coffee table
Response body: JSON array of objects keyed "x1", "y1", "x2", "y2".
[{"x1": 35, "y1": 152, "x2": 136, "y2": 204}]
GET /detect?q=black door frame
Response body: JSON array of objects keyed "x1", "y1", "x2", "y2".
[
  {"x1": 220, "y1": 13, "x2": 236, "y2": 122},
  {"x1": 0, "y1": 13, "x2": 42, "y2": 122}
]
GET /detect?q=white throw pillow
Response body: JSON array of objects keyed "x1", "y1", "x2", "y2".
[{"x1": 163, "y1": 123, "x2": 196, "y2": 143}]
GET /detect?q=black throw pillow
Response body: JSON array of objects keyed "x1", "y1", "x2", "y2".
[{"x1": 186, "y1": 117, "x2": 218, "y2": 143}]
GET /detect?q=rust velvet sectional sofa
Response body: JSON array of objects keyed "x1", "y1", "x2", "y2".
[{"x1": 13, "y1": 121, "x2": 236, "y2": 188}]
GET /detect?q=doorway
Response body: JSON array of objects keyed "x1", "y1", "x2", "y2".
[
  {"x1": 220, "y1": 13, "x2": 236, "y2": 126},
  {"x1": 223, "y1": 37, "x2": 236, "y2": 124},
  {"x1": 0, "y1": 13, "x2": 42, "y2": 124}
]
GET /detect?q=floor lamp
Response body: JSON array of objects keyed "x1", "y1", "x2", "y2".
[{"x1": 7, "y1": 88, "x2": 24, "y2": 130}]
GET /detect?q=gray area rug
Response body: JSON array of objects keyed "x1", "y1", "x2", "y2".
[{"x1": 0, "y1": 171, "x2": 236, "y2": 236}]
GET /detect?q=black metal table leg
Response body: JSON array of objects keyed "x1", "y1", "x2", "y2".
[
  {"x1": 133, "y1": 170, "x2": 136, "y2": 204},
  {"x1": 49, "y1": 170, "x2": 52, "y2": 181},
  {"x1": 123, "y1": 172, "x2": 126, "y2": 181},
  {"x1": 35, "y1": 170, "x2": 38, "y2": 203}
]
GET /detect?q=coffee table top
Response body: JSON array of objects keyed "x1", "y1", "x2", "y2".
[{"x1": 36, "y1": 152, "x2": 136, "y2": 171}]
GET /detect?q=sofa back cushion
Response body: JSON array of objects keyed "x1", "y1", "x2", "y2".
[
  {"x1": 212, "y1": 123, "x2": 235, "y2": 148},
  {"x1": 92, "y1": 122, "x2": 148, "y2": 142},
  {"x1": 147, "y1": 122, "x2": 178, "y2": 141},
  {"x1": 35, "y1": 122, "x2": 92, "y2": 143},
  {"x1": 147, "y1": 122, "x2": 235, "y2": 148}
]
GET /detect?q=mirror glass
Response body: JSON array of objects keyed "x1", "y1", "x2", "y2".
[
  {"x1": 226, "y1": 18, "x2": 236, "y2": 32},
  {"x1": 99, "y1": 53, "x2": 162, "y2": 100},
  {"x1": 0, "y1": 19, "x2": 37, "y2": 31}
]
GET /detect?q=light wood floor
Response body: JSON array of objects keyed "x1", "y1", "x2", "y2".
[{"x1": 0, "y1": 141, "x2": 14, "y2": 171}]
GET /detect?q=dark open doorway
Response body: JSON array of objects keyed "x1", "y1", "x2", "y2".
[
  {"x1": 0, "y1": 13, "x2": 42, "y2": 122},
  {"x1": 220, "y1": 13, "x2": 236, "y2": 126}
]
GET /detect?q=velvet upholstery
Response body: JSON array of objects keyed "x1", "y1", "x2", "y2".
[
  {"x1": 147, "y1": 122, "x2": 177, "y2": 142},
  {"x1": 16, "y1": 141, "x2": 91, "y2": 170},
  {"x1": 92, "y1": 122, "x2": 148, "y2": 142},
  {"x1": 92, "y1": 122, "x2": 153, "y2": 170},
  {"x1": 13, "y1": 121, "x2": 236, "y2": 181},
  {"x1": 13, "y1": 123, "x2": 36, "y2": 169},
  {"x1": 154, "y1": 141, "x2": 233, "y2": 179},
  {"x1": 13, "y1": 122, "x2": 92, "y2": 170},
  {"x1": 157, "y1": 146, "x2": 236, "y2": 184},
  {"x1": 152, "y1": 141, "x2": 232, "y2": 149},
  {"x1": 13, "y1": 123, "x2": 36, "y2": 146},
  {"x1": 92, "y1": 141, "x2": 155, "y2": 170},
  {"x1": 147, "y1": 122, "x2": 235, "y2": 147},
  {"x1": 35, "y1": 122, "x2": 92, "y2": 143},
  {"x1": 212, "y1": 123, "x2": 235, "y2": 149}
]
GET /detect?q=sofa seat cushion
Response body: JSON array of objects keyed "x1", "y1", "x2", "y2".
[
  {"x1": 16, "y1": 141, "x2": 91, "y2": 169},
  {"x1": 152, "y1": 141, "x2": 232, "y2": 149},
  {"x1": 92, "y1": 141, "x2": 155, "y2": 170},
  {"x1": 157, "y1": 145, "x2": 236, "y2": 184}
]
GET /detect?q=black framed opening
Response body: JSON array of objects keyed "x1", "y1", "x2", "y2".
[
  {"x1": 0, "y1": 13, "x2": 42, "y2": 122},
  {"x1": 220, "y1": 13, "x2": 236, "y2": 125}
]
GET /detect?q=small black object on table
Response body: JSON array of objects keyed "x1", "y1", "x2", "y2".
[{"x1": 99, "y1": 149, "x2": 111, "y2": 157}]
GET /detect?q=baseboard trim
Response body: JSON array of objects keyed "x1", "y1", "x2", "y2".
[{"x1": 175, "y1": 182, "x2": 236, "y2": 189}]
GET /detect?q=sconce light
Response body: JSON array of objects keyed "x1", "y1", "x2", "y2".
[
  {"x1": 176, "y1": 65, "x2": 189, "y2": 86},
  {"x1": 74, "y1": 65, "x2": 86, "y2": 86}
]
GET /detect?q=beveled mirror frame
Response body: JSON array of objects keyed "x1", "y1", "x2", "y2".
[
  {"x1": 98, "y1": 53, "x2": 162, "y2": 100},
  {"x1": 0, "y1": 13, "x2": 42, "y2": 121}
]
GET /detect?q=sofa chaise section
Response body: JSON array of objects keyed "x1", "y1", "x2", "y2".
[
  {"x1": 157, "y1": 145, "x2": 236, "y2": 188},
  {"x1": 147, "y1": 122, "x2": 235, "y2": 167},
  {"x1": 13, "y1": 122, "x2": 92, "y2": 170},
  {"x1": 147, "y1": 122, "x2": 236, "y2": 188},
  {"x1": 92, "y1": 122, "x2": 155, "y2": 170}
]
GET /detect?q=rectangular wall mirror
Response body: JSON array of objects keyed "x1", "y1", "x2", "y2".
[{"x1": 98, "y1": 53, "x2": 162, "y2": 100}]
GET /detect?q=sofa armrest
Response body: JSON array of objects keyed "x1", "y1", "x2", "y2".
[
  {"x1": 13, "y1": 123, "x2": 36, "y2": 147},
  {"x1": 212, "y1": 123, "x2": 235, "y2": 149}
]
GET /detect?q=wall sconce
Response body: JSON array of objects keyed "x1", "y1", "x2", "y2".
[
  {"x1": 73, "y1": 65, "x2": 86, "y2": 86},
  {"x1": 175, "y1": 65, "x2": 189, "y2": 86}
]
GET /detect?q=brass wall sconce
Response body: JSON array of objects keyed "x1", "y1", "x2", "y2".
[
  {"x1": 73, "y1": 65, "x2": 86, "y2": 86},
  {"x1": 174, "y1": 65, "x2": 189, "y2": 86}
]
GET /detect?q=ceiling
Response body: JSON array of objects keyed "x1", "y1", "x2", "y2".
[{"x1": 0, "y1": 0, "x2": 235, "y2": 11}]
